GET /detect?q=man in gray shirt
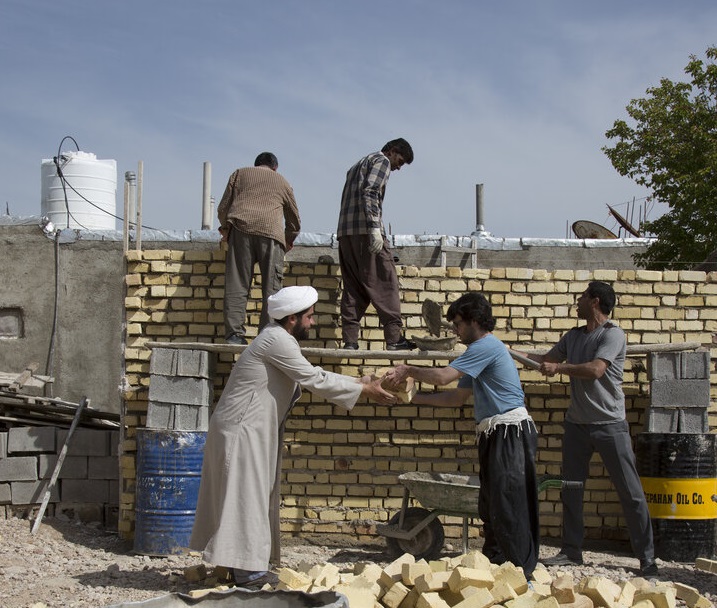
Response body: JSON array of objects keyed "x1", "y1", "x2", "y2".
[{"x1": 517, "y1": 281, "x2": 657, "y2": 577}]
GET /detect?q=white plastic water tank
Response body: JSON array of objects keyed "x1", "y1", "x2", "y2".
[{"x1": 41, "y1": 151, "x2": 117, "y2": 230}]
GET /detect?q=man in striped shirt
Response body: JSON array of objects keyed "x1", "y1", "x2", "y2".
[
  {"x1": 336, "y1": 138, "x2": 416, "y2": 351},
  {"x1": 218, "y1": 152, "x2": 301, "y2": 345}
]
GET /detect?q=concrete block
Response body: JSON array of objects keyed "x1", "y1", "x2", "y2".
[
  {"x1": 11, "y1": 480, "x2": 59, "y2": 504},
  {"x1": 647, "y1": 352, "x2": 680, "y2": 381},
  {"x1": 0, "y1": 432, "x2": 7, "y2": 458},
  {"x1": 146, "y1": 401, "x2": 174, "y2": 429},
  {"x1": 645, "y1": 407, "x2": 679, "y2": 433},
  {"x1": 148, "y1": 376, "x2": 212, "y2": 406},
  {"x1": 8, "y1": 427, "x2": 56, "y2": 453},
  {"x1": 0, "y1": 456, "x2": 37, "y2": 481},
  {"x1": 150, "y1": 348, "x2": 214, "y2": 379},
  {"x1": 147, "y1": 401, "x2": 209, "y2": 431},
  {"x1": 109, "y1": 431, "x2": 119, "y2": 457},
  {"x1": 650, "y1": 379, "x2": 710, "y2": 407},
  {"x1": 680, "y1": 351, "x2": 711, "y2": 379},
  {"x1": 88, "y1": 456, "x2": 119, "y2": 480},
  {"x1": 0, "y1": 483, "x2": 11, "y2": 503},
  {"x1": 38, "y1": 455, "x2": 88, "y2": 479},
  {"x1": 57, "y1": 428, "x2": 110, "y2": 456},
  {"x1": 61, "y1": 479, "x2": 110, "y2": 503}
]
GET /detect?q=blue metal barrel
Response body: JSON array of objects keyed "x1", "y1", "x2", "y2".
[{"x1": 134, "y1": 429, "x2": 207, "y2": 556}]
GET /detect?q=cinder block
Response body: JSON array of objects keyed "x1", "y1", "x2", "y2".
[
  {"x1": 88, "y1": 456, "x2": 119, "y2": 480},
  {"x1": 649, "y1": 379, "x2": 710, "y2": 407},
  {"x1": 647, "y1": 352, "x2": 679, "y2": 381},
  {"x1": 38, "y1": 455, "x2": 88, "y2": 479},
  {"x1": 61, "y1": 479, "x2": 110, "y2": 503},
  {"x1": 175, "y1": 404, "x2": 209, "y2": 432},
  {"x1": 11, "y1": 480, "x2": 59, "y2": 504},
  {"x1": 0, "y1": 483, "x2": 11, "y2": 503},
  {"x1": 676, "y1": 408, "x2": 709, "y2": 433},
  {"x1": 150, "y1": 348, "x2": 214, "y2": 379},
  {"x1": 0, "y1": 456, "x2": 38, "y2": 481},
  {"x1": 146, "y1": 402, "x2": 209, "y2": 431},
  {"x1": 109, "y1": 431, "x2": 119, "y2": 457},
  {"x1": 8, "y1": 427, "x2": 56, "y2": 453},
  {"x1": 648, "y1": 351, "x2": 711, "y2": 380},
  {"x1": 146, "y1": 401, "x2": 174, "y2": 429},
  {"x1": 57, "y1": 428, "x2": 110, "y2": 456},
  {"x1": 0, "y1": 432, "x2": 7, "y2": 458},
  {"x1": 680, "y1": 351, "x2": 711, "y2": 379},
  {"x1": 148, "y1": 376, "x2": 212, "y2": 406},
  {"x1": 644, "y1": 407, "x2": 678, "y2": 433}
]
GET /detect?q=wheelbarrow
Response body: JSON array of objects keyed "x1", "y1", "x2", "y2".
[{"x1": 376, "y1": 471, "x2": 582, "y2": 560}]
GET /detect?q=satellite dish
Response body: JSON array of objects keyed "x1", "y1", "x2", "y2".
[
  {"x1": 572, "y1": 220, "x2": 618, "y2": 239},
  {"x1": 608, "y1": 205, "x2": 642, "y2": 237}
]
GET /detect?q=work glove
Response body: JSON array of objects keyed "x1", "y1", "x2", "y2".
[{"x1": 368, "y1": 228, "x2": 384, "y2": 254}]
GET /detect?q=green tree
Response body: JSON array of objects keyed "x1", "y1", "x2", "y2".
[{"x1": 603, "y1": 46, "x2": 717, "y2": 270}]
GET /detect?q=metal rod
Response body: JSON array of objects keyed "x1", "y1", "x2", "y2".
[
  {"x1": 475, "y1": 183, "x2": 484, "y2": 232},
  {"x1": 136, "y1": 161, "x2": 143, "y2": 250},
  {"x1": 202, "y1": 161, "x2": 212, "y2": 230}
]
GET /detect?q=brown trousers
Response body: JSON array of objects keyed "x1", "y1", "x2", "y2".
[
  {"x1": 338, "y1": 234, "x2": 402, "y2": 344},
  {"x1": 224, "y1": 229, "x2": 284, "y2": 339}
]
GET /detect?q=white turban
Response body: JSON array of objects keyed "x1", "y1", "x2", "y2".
[{"x1": 267, "y1": 286, "x2": 319, "y2": 320}]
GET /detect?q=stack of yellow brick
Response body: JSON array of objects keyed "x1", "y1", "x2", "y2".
[{"x1": 184, "y1": 551, "x2": 712, "y2": 608}]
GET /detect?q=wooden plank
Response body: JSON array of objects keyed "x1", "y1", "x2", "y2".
[
  {"x1": 8, "y1": 363, "x2": 40, "y2": 392},
  {"x1": 32, "y1": 397, "x2": 89, "y2": 535}
]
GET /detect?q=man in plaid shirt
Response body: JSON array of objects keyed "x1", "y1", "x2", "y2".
[{"x1": 336, "y1": 138, "x2": 416, "y2": 351}]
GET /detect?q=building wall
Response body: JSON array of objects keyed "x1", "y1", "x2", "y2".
[{"x1": 119, "y1": 248, "x2": 717, "y2": 545}]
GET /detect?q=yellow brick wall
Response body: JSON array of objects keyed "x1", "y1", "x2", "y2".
[{"x1": 120, "y1": 248, "x2": 717, "y2": 547}]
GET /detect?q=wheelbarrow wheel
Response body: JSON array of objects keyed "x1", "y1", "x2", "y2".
[{"x1": 385, "y1": 507, "x2": 445, "y2": 561}]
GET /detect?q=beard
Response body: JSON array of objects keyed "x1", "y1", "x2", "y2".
[{"x1": 292, "y1": 324, "x2": 309, "y2": 341}]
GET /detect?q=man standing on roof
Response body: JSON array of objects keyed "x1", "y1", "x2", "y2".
[
  {"x1": 336, "y1": 138, "x2": 416, "y2": 351},
  {"x1": 217, "y1": 152, "x2": 301, "y2": 345}
]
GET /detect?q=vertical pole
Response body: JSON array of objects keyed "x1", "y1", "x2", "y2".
[
  {"x1": 136, "y1": 161, "x2": 144, "y2": 251},
  {"x1": 202, "y1": 161, "x2": 212, "y2": 230},
  {"x1": 122, "y1": 174, "x2": 130, "y2": 254},
  {"x1": 473, "y1": 183, "x2": 485, "y2": 235},
  {"x1": 125, "y1": 171, "x2": 137, "y2": 230}
]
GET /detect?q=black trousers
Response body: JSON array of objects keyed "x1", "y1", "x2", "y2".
[{"x1": 478, "y1": 420, "x2": 539, "y2": 576}]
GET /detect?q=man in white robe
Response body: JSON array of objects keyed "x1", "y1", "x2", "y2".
[{"x1": 190, "y1": 285, "x2": 397, "y2": 587}]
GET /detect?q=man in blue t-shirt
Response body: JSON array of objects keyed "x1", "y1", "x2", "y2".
[{"x1": 387, "y1": 292, "x2": 539, "y2": 577}]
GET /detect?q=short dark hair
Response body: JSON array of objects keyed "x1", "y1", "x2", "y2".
[
  {"x1": 586, "y1": 281, "x2": 616, "y2": 315},
  {"x1": 446, "y1": 292, "x2": 495, "y2": 332},
  {"x1": 276, "y1": 306, "x2": 312, "y2": 327},
  {"x1": 381, "y1": 138, "x2": 414, "y2": 164},
  {"x1": 254, "y1": 152, "x2": 278, "y2": 169}
]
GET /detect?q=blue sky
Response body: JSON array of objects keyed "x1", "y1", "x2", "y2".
[{"x1": 1, "y1": 1, "x2": 714, "y2": 238}]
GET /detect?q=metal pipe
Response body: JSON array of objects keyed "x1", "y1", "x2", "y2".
[
  {"x1": 136, "y1": 161, "x2": 143, "y2": 250},
  {"x1": 122, "y1": 174, "x2": 130, "y2": 254},
  {"x1": 202, "y1": 161, "x2": 212, "y2": 230},
  {"x1": 125, "y1": 171, "x2": 136, "y2": 230},
  {"x1": 475, "y1": 183, "x2": 484, "y2": 232}
]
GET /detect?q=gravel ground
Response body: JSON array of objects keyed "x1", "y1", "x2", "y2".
[{"x1": 0, "y1": 516, "x2": 714, "y2": 608}]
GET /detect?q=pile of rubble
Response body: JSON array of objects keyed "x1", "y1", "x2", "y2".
[{"x1": 184, "y1": 550, "x2": 716, "y2": 608}]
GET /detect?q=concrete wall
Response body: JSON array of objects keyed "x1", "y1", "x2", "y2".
[
  {"x1": 119, "y1": 249, "x2": 717, "y2": 547},
  {"x1": 0, "y1": 426, "x2": 119, "y2": 525},
  {"x1": 0, "y1": 225, "x2": 125, "y2": 413}
]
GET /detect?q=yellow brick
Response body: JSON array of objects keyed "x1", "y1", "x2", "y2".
[
  {"x1": 415, "y1": 591, "x2": 452, "y2": 608},
  {"x1": 402, "y1": 562, "x2": 433, "y2": 586},
  {"x1": 447, "y1": 567, "x2": 494, "y2": 592},
  {"x1": 383, "y1": 581, "x2": 410, "y2": 608},
  {"x1": 633, "y1": 587, "x2": 677, "y2": 608},
  {"x1": 550, "y1": 574, "x2": 575, "y2": 603}
]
